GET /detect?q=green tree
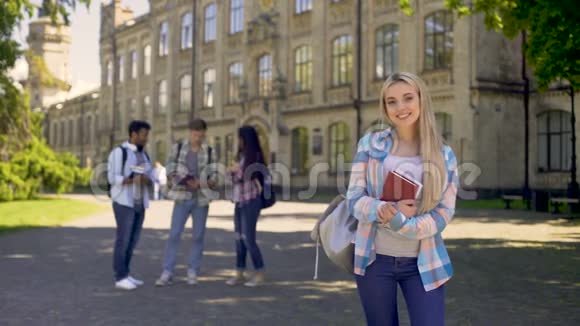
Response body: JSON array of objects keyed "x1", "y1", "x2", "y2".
[
  {"x1": 400, "y1": 0, "x2": 580, "y2": 90},
  {"x1": 0, "y1": 0, "x2": 91, "y2": 201}
]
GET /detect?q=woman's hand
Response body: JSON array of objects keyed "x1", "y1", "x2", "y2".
[
  {"x1": 378, "y1": 200, "x2": 417, "y2": 226},
  {"x1": 227, "y1": 162, "x2": 240, "y2": 174},
  {"x1": 396, "y1": 199, "x2": 417, "y2": 218},
  {"x1": 378, "y1": 202, "x2": 396, "y2": 225}
]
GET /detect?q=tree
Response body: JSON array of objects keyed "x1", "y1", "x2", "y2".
[
  {"x1": 0, "y1": 0, "x2": 91, "y2": 201},
  {"x1": 400, "y1": 0, "x2": 580, "y2": 91}
]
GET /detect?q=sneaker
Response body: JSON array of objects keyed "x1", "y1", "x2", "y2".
[
  {"x1": 115, "y1": 278, "x2": 137, "y2": 290},
  {"x1": 128, "y1": 276, "x2": 144, "y2": 286},
  {"x1": 187, "y1": 270, "x2": 198, "y2": 285},
  {"x1": 244, "y1": 272, "x2": 265, "y2": 287},
  {"x1": 155, "y1": 271, "x2": 173, "y2": 287},
  {"x1": 225, "y1": 272, "x2": 245, "y2": 286}
]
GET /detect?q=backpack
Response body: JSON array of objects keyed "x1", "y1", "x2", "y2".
[
  {"x1": 310, "y1": 194, "x2": 357, "y2": 280},
  {"x1": 107, "y1": 146, "x2": 127, "y2": 198},
  {"x1": 106, "y1": 145, "x2": 150, "y2": 198},
  {"x1": 260, "y1": 168, "x2": 276, "y2": 209}
]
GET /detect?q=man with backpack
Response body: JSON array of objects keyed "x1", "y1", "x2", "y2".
[
  {"x1": 155, "y1": 119, "x2": 218, "y2": 286},
  {"x1": 107, "y1": 120, "x2": 154, "y2": 290}
]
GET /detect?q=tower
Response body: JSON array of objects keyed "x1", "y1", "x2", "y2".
[{"x1": 26, "y1": 11, "x2": 71, "y2": 111}]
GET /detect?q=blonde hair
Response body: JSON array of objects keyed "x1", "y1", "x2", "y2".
[{"x1": 379, "y1": 72, "x2": 446, "y2": 213}]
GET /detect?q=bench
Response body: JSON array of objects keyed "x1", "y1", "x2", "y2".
[
  {"x1": 549, "y1": 197, "x2": 580, "y2": 214},
  {"x1": 502, "y1": 195, "x2": 523, "y2": 209}
]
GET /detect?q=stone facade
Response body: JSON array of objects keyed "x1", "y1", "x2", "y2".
[{"x1": 43, "y1": 0, "x2": 580, "y2": 194}]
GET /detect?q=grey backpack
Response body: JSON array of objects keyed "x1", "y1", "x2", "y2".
[{"x1": 311, "y1": 194, "x2": 358, "y2": 279}]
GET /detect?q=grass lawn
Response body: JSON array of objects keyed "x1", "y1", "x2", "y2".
[
  {"x1": 0, "y1": 197, "x2": 107, "y2": 233},
  {"x1": 456, "y1": 199, "x2": 527, "y2": 210}
]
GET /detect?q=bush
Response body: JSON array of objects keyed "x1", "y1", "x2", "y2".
[{"x1": 0, "y1": 138, "x2": 91, "y2": 201}]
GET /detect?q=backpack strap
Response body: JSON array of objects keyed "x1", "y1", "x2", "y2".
[
  {"x1": 119, "y1": 145, "x2": 128, "y2": 172},
  {"x1": 175, "y1": 141, "x2": 183, "y2": 165}
]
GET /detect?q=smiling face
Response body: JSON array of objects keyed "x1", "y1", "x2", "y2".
[{"x1": 383, "y1": 81, "x2": 421, "y2": 129}]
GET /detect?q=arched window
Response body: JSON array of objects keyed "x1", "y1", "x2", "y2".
[{"x1": 329, "y1": 122, "x2": 350, "y2": 173}]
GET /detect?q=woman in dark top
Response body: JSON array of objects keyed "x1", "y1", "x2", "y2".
[{"x1": 226, "y1": 126, "x2": 266, "y2": 287}]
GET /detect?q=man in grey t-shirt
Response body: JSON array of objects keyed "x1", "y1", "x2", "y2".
[{"x1": 156, "y1": 119, "x2": 217, "y2": 286}]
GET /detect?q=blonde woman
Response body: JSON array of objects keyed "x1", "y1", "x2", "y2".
[{"x1": 346, "y1": 72, "x2": 459, "y2": 326}]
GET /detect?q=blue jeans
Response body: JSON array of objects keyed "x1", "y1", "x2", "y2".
[
  {"x1": 355, "y1": 254, "x2": 445, "y2": 326},
  {"x1": 234, "y1": 198, "x2": 264, "y2": 270},
  {"x1": 162, "y1": 199, "x2": 209, "y2": 274},
  {"x1": 112, "y1": 202, "x2": 145, "y2": 281}
]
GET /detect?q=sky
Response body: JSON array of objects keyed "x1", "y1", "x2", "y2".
[{"x1": 10, "y1": 0, "x2": 149, "y2": 98}]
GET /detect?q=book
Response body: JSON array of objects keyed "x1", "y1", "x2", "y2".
[
  {"x1": 380, "y1": 170, "x2": 423, "y2": 202},
  {"x1": 176, "y1": 175, "x2": 197, "y2": 186},
  {"x1": 130, "y1": 165, "x2": 147, "y2": 174}
]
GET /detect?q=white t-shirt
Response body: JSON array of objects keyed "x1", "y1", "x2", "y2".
[{"x1": 375, "y1": 154, "x2": 423, "y2": 257}]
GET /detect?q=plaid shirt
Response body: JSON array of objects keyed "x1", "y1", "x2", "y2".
[
  {"x1": 346, "y1": 128, "x2": 459, "y2": 292},
  {"x1": 231, "y1": 158, "x2": 261, "y2": 205},
  {"x1": 166, "y1": 141, "x2": 218, "y2": 206}
]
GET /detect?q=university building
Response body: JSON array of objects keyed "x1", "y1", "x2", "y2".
[{"x1": 38, "y1": 0, "x2": 578, "y2": 195}]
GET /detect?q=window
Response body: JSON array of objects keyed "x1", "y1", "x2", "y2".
[
  {"x1": 129, "y1": 98, "x2": 137, "y2": 120},
  {"x1": 258, "y1": 54, "x2": 272, "y2": 97},
  {"x1": 225, "y1": 133, "x2": 234, "y2": 167},
  {"x1": 375, "y1": 24, "x2": 399, "y2": 79},
  {"x1": 158, "y1": 80, "x2": 167, "y2": 113},
  {"x1": 254, "y1": 125, "x2": 270, "y2": 163},
  {"x1": 60, "y1": 121, "x2": 65, "y2": 147},
  {"x1": 77, "y1": 117, "x2": 82, "y2": 145},
  {"x1": 130, "y1": 50, "x2": 138, "y2": 79},
  {"x1": 114, "y1": 101, "x2": 122, "y2": 131},
  {"x1": 180, "y1": 74, "x2": 192, "y2": 112},
  {"x1": 435, "y1": 112, "x2": 452, "y2": 141},
  {"x1": 329, "y1": 122, "x2": 350, "y2": 173},
  {"x1": 181, "y1": 12, "x2": 193, "y2": 49},
  {"x1": 295, "y1": 0, "x2": 312, "y2": 14},
  {"x1": 85, "y1": 116, "x2": 92, "y2": 144},
  {"x1": 203, "y1": 68, "x2": 216, "y2": 108},
  {"x1": 68, "y1": 120, "x2": 74, "y2": 146},
  {"x1": 424, "y1": 11, "x2": 453, "y2": 70},
  {"x1": 142, "y1": 95, "x2": 150, "y2": 120},
  {"x1": 228, "y1": 62, "x2": 243, "y2": 103},
  {"x1": 117, "y1": 55, "x2": 124, "y2": 82},
  {"x1": 51, "y1": 123, "x2": 57, "y2": 146},
  {"x1": 210, "y1": 136, "x2": 222, "y2": 163},
  {"x1": 332, "y1": 35, "x2": 353, "y2": 86},
  {"x1": 106, "y1": 60, "x2": 112, "y2": 85},
  {"x1": 291, "y1": 127, "x2": 309, "y2": 175},
  {"x1": 205, "y1": 3, "x2": 217, "y2": 42},
  {"x1": 230, "y1": 0, "x2": 244, "y2": 34},
  {"x1": 294, "y1": 45, "x2": 312, "y2": 92},
  {"x1": 159, "y1": 21, "x2": 169, "y2": 56},
  {"x1": 156, "y1": 140, "x2": 167, "y2": 164},
  {"x1": 537, "y1": 111, "x2": 572, "y2": 172},
  {"x1": 143, "y1": 45, "x2": 151, "y2": 75}
]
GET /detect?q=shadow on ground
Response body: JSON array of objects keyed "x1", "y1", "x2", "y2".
[{"x1": 0, "y1": 223, "x2": 578, "y2": 325}]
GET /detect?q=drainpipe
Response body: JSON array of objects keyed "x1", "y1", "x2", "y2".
[
  {"x1": 189, "y1": 0, "x2": 197, "y2": 122},
  {"x1": 522, "y1": 31, "x2": 531, "y2": 209},
  {"x1": 108, "y1": 4, "x2": 117, "y2": 151},
  {"x1": 354, "y1": 0, "x2": 362, "y2": 139},
  {"x1": 568, "y1": 86, "x2": 578, "y2": 207}
]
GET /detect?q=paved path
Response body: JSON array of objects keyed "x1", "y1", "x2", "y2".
[{"x1": 0, "y1": 195, "x2": 578, "y2": 325}]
